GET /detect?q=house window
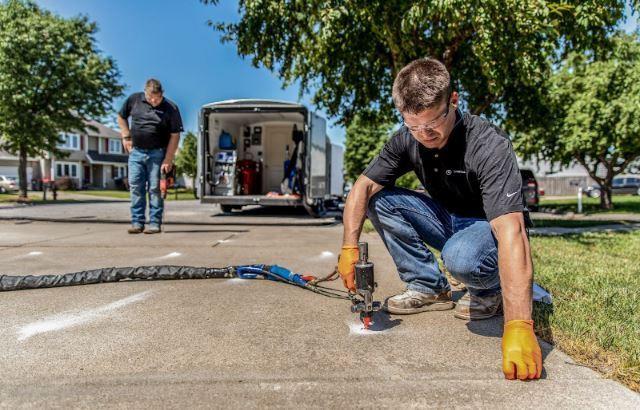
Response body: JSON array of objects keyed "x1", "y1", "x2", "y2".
[
  {"x1": 56, "y1": 162, "x2": 78, "y2": 178},
  {"x1": 57, "y1": 133, "x2": 80, "y2": 150},
  {"x1": 113, "y1": 165, "x2": 127, "y2": 178},
  {"x1": 109, "y1": 139, "x2": 122, "y2": 154}
]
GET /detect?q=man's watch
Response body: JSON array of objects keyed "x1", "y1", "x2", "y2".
[{"x1": 123, "y1": 136, "x2": 132, "y2": 141}]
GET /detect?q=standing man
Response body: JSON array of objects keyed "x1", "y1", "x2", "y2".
[
  {"x1": 117, "y1": 79, "x2": 183, "y2": 234},
  {"x1": 338, "y1": 58, "x2": 542, "y2": 380}
]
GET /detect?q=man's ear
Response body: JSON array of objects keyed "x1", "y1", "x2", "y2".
[{"x1": 450, "y1": 91, "x2": 459, "y2": 108}]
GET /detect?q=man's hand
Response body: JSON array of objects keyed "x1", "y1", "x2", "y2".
[
  {"x1": 337, "y1": 245, "x2": 359, "y2": 292},
  {"x1": 502, "y1": 320, "x2": 543, "y2": 380},
  {"x1": 161, "y1": 160, "x2": 173, "y2": 175},
  {"x1": 123, "y1": 139, "x2": 132, "y2": 153}
]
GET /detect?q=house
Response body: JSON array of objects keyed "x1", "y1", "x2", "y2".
[
  {"x1": 0, "y1": 119, "x2": 127, "y2": 190},
  {"x1": 518, "y1": 158, "x2": 606, "y2": 196},
  {"x1": 0, "y1": 151, "x2": 42, "y2": 184}
]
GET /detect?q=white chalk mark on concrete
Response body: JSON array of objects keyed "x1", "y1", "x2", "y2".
[
  {"x1": 347, "y1": 320, "x2": 391, "y2": 336},
  {"x1": 27, "y1": 251, "x2": 43, "y2": 256},
  {"x1": 159, "y1": 252, "x2": 181, "y2": 259},
  {"x1": 226, "y1": 278, "x2": 249, "y2": 284},
  {"x1": 17, "y1": 291, "x2": 152, "y2": 341},
  {"x1": 318, "y1": 251, "x2": 335, "y2": 259}
]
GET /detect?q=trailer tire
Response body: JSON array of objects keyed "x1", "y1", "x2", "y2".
[
  {"x1": 303, "y1": 198, "x2": 326, "y2": 218},
  {"x1": 220, "y1": 205, "x2": 234, "y2": 214}
]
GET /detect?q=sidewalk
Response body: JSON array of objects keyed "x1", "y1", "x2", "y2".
[
  {"x1": 0, "y1": 198, "x2": 337, "y2": 226},
  {"x1": 0, "y1": 220, "x2": 638, "y2": 408}
]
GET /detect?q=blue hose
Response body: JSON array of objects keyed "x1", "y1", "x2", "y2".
[{"x1": 235, "y1": 265, "x2": 308, "y2": 287}]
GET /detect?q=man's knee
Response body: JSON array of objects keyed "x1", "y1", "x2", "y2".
[
  {"x1": 366, "y1": 187, "x2": 414, "y2": 217},
  {"x1": 442, "y1": 243, "x2": 478, "y2": 279},
  {"x1": 442, "y1": 240, "x2": 498, "y2": 286},
  {"x1": 129, "y1": 181, "x2": 144, "y2": 194}
]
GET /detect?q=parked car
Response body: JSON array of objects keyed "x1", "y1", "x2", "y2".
[
  {"x1": 520, "y1": 169, "x2": 540, "y2": 211},
  {"x1": 0, "y1": 175, "x2": 19, "y2": 193},
  {"x1": 586, "y1": 175, "x2": 640, "y2": 197}
]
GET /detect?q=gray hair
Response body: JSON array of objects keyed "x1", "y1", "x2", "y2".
[
  {"x1": 144, "y1": 78, "x2": 164, "y2": 94},
  {"x1": 392, "y1": 58, "x2": 451, "y2": 114}
]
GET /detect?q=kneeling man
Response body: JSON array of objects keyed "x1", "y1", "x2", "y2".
[{"x1": 338, "y1": 58, "x2": 542, "y2": 381}]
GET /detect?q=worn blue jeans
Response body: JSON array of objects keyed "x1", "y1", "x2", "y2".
[
  {"x1": 367, "y1": 187, "x2": 501, "y2": 297},
  {"x1": 128, "y1": 148, "x2": 165, "y2": 228}
]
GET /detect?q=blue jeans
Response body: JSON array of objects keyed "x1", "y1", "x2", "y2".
[
  {"x1": 367, "y1": 187, "x2": 501, "y2": 297},
  {"x1": 128, "y1": 148, "x2": 165, "y2": 227}
]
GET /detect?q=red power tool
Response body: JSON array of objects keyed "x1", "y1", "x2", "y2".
[{"x1": 160, "y1": 167, "x2": 176, "y2": 199}]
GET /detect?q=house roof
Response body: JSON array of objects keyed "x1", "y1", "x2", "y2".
[
  {"x1": 83, "y1": 120, "x2": 120, "y2": 139},
  {"x1": 56, "y1": 150, "x2": 89, "y2": 162},
  {"x1": 0, "y1": 150, "x2": 39, "y2": 161},
  {"x1": 86, "y1": 150, "x2": 128, "y2": 164}
]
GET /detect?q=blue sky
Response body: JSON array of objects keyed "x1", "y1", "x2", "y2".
[
  {"x1": 36, "y1": 0, "x2": 346, "y2": 145},
  {"x1": 36, "y1": 1, "x2": 638, "y2": 147}
]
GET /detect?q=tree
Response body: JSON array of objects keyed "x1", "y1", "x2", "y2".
[
  {"x1": 344, "y1": 116, "x2": 390, "y2": 182},
  {"x1": 0, "y1": 0, "x2": 123, "y2": 198},
  {"x1": 175, "y1": 131, "x2": 198, "y2": 198},
  {"x1": 512, "y1": 33, "x2": 640, "y2": 209},
  {"x1": 203, "y1": 0, "x2": 634, "y2": 126},
  {"x1": 344, "y1": 116, "x2": 420, "y2": 189}
]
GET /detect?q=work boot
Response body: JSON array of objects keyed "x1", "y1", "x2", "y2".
[
  {"x1": 144, "y1": 225, "x2": 162, "y2": 234},
  {"x1": 127, "y1": 225, "x2": 143, "y2": 234},
  {"x1": 383, "y1": 289, "x2": 454, "y2": 314},
  {"x1": 454, "y1": 291, "x2": 503, "y2": 320}
]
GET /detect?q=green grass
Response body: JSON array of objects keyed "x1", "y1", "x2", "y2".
[
  {"x1": 363, "y1": 217, "x2": 629, "y2": 231},
  {"x1": 540, "y1": 195, "x2": 640, "y2": 214},
  {"x1": 73, "y1": 188, "x2": 198, "y2": 201},
  {"x1": 0, "y1": 193, "x2": 78, "y2": 204},
  {"x1": 531, "y1": 219, "x2": 627, "y2": 228},
  {"x1": 532, "y1": 231, "x2": 640, "y2": 391},
  {"x1": 74, "y1": 190, "x2": 130, "y2": 199},
  {"x1": 364, "y1": 217, "x2": 640, "y2": 390}
]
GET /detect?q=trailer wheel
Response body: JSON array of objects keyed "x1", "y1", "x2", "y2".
[
  {"x1": 303, "y1": 198, "x2": 326, "y2": 218},
  {"x1": 220, "y1": 205, "x2": 234, "y2": 214}
]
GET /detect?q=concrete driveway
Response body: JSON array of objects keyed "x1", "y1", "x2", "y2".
[{"x1": 1, "y1": 218, "x2": 639, "y2": 408}]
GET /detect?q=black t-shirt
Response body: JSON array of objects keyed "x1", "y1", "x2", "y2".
[
  {"x1": 363, "y1": 110, "x2": 525, "y2": 221},
  {"x1": 118, "y1": 92, "x2": 183, "y2": 149}
]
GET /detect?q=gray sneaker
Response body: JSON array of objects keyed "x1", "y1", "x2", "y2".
[
  {"x1": 143, "y1": 226, "x2": 162, "y2": 234},
  {"x1": 383, "y1": 289, "x2": 454, "y2": 314},
  {"x1": 127, "y1": 225, "x2": 144, "y2": 234},
  {"x1": 454, "y1": 291, "x2": 503, "y2": 320}
]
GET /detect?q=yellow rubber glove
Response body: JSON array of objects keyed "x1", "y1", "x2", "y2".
[
  {"x1": 502, "y1": 320, "x2": 543, "y2": 380},
  {"x1": 337, "y1": 245, "x2": 359, "y2": 292}
]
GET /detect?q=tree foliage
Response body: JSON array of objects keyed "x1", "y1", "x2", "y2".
[
  {"x1": 175, "y1": 131, "x2": 198, "y2": 197},
  {"x1": 513, "y1": 33, "x2": 640, "y2": 209},
  {"x1": 344, "y1": 116, "x2": 419, "y2": 189},
  {"x1": 0, "y1": 0, "x2": 123, "y2": 197},
  {"x1": 203, "y1": 0, "x2": 633, "y2": 126}
]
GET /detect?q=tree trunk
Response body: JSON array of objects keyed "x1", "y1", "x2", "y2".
[
  {"x1": 192, "y1": 176, "x2": 197, "y2": 199},
  {"x1": 599, "y1": 184, "x2": 613, "y2": 210},
  {"x1": 18, "y1": 147, "x2": 29, "y2": 199}
]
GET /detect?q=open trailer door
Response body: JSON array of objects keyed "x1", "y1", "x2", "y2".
[{"x1": 304, "y1": 112, "x2": 328, "y2": 216}]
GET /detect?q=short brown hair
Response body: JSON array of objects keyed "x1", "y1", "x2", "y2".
[
  {"x1": 392, "y1": 58, "x2": 451, "y2": 114},
  {"x1": 145, "y1": 78, "x2": 163, "y2": 94}
]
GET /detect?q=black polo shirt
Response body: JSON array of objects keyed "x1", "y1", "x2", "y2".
[
  {"x1": 363, "y1": 110, "x2": 525, "y2": 221},
  {"x1": 118, "y1": 92, "x2": 184, "y2": 149}
]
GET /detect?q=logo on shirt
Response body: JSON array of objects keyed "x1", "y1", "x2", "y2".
[
  {"x1": 506, "y1": 190, "x2": 519, "y2": 198},
  {"x1": 445, "y1": 169, "x2": 466, "y2": 176}
]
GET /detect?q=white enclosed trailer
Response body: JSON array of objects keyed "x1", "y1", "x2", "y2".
[{"x1": 198, "y1": 99, "x2": 343, "y2": 217}]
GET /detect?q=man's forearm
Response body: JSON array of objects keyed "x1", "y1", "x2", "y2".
[
  {"x1": 117, "y1": 116, "x2": 130, "y2": 137},
  {"x1": 492, "y1": 213, "x2": 533, "y2": 321},
  {"x1": 342, "y1": 176, "x2": 381, "y2": 246},
  {"x1": 164, "y1": 133, "x2": 180, "y2": 162}
]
